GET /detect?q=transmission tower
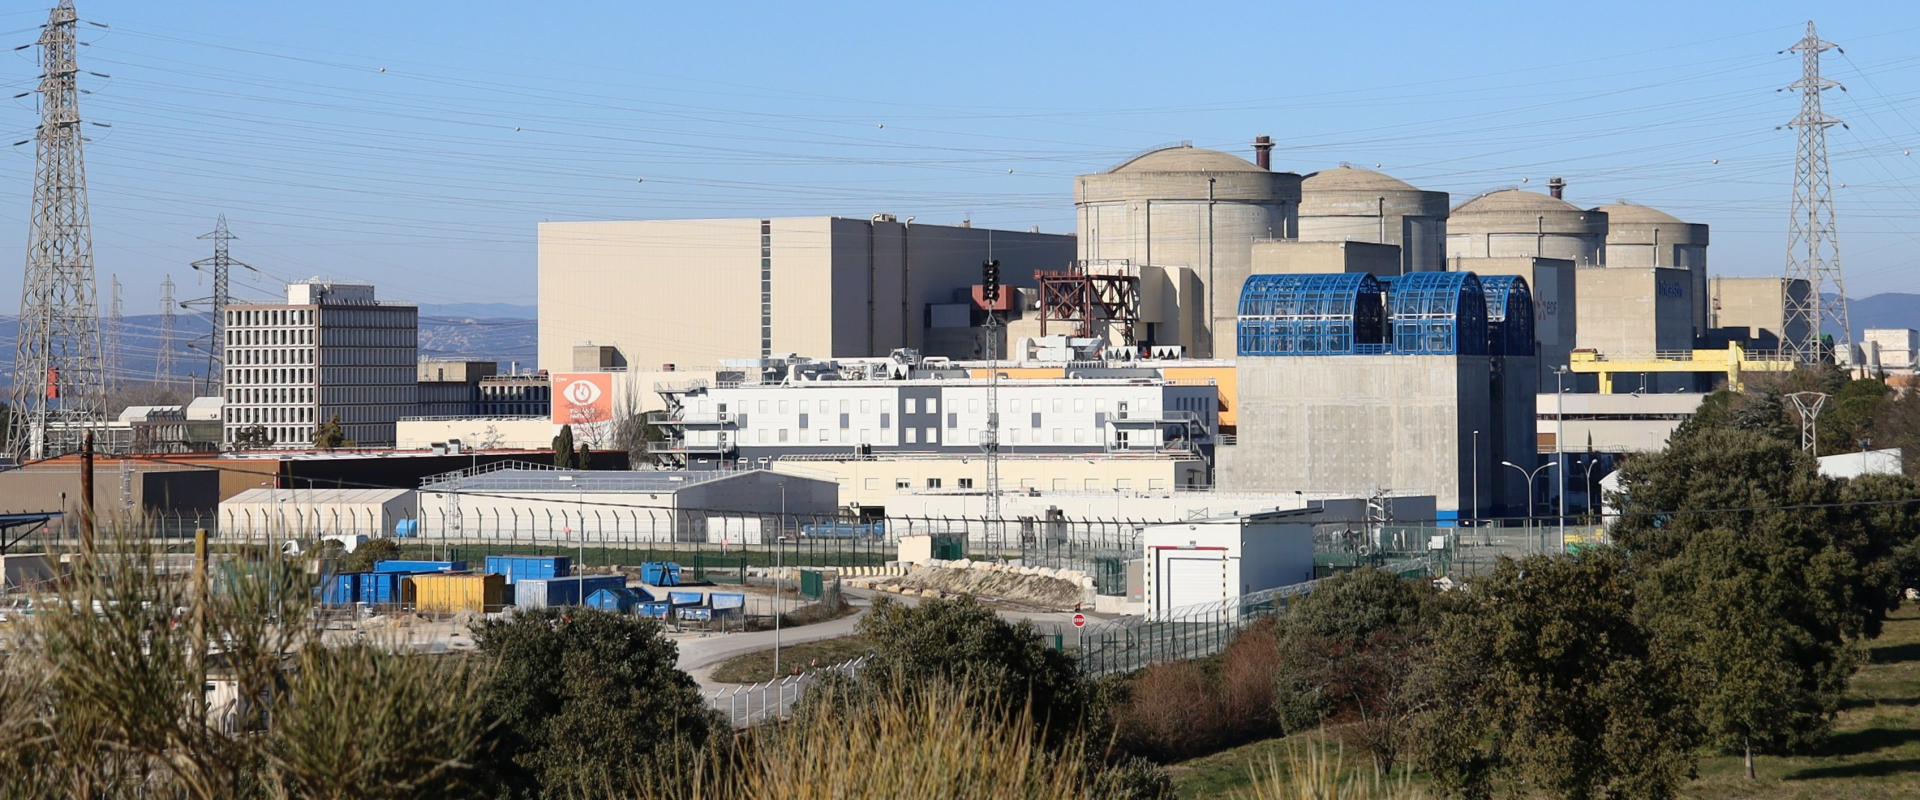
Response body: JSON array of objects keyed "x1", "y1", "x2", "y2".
[
  {"x1": 7, "y1": 0, "x2": 105, "y2": 460},
  {"x1": 106, "y1": 274, "x2": 120, "y2": 392},
  {"x1": 181, "y1": 215, "x2": 256, "y2": 392},
  {"x1": 157, "y1": 275, "x2": 176, "y2": 386},
  {"x1": 1781, "y1": 21, "x2": 1850, "y2": 363}
]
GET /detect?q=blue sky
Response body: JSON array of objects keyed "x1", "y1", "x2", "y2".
[{"x1": 1, "y1": 0, "x2": 1918, "y2": 315}]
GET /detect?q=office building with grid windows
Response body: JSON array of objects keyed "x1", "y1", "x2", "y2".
[{"x1": 223, "y1": 280, "x2": 418, "y2": 448}]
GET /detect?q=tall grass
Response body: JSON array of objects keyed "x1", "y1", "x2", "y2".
[
  {"x1": 0, "y1": 532, "x2": 491, "y2": 799},
  {"x1": 1233, "y1": 737, "x2": 1428, "y2": 800},
  {"x1": 670, "y1": 681, "x2": 1095, "y2": 800}
]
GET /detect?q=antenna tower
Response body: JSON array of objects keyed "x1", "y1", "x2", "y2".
[
  {"x1": 181, "y1": 215, "x2": 255, "y2": 391},
  {"x1": 106, "y1": 274, "x2": 120, "y2": 392},
  {"x1": 7, "y1": 0, "x2": 104, "y2": 460},
  {"x1": 157, "y1": 275, "x2": 175, "y2": 385},
  {"x1": 1781, "y1": 21, "x2": 1850, "y2": 363}
]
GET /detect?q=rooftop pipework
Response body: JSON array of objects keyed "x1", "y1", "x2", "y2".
[
  {"x1": 1297, "y1": 165, "x2": 1451, "y2": 273},
  {"x1": 1446, "y1": 187, "x2": 1607, "y2": 267}
]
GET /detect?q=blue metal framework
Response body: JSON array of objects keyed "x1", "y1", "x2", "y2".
[
  {"x1": 1479, "y1": 275, "x2": 1536, "y2": 357},
  {"x1": 1387, "y1": 272, "x2": 1488, "y2": 356},
  {"x1": 1237, "y1": 273, "x2": 1384, "y2": 356}
]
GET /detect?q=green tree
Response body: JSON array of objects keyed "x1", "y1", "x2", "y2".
[
  {"x1": 1275, "y1": 567, "x2": 1440, "y2": 770},
  {"x1": 811, "y1": 595, "x2": 1099, "y2": 748},
  {"x1": 1870, "y1": 386, "x2": 1920, "y2": 476},
  {"x1": 551, "y1": 425, "x2": 575, "y2": 470},
  {"x1": 233, "y1": 424, "x2": 274, "y2": 450},
  {"x1": 1820, "y1": 378, "x2": 1891, "y2": 455},
  {"x1": 1612, "y1": 422, "x2": 1917, "y2": 777},
  {"x1": 1414, "y1": 551, "x2": 1696, "y2": 800},
  {"x1": 340, "y1": 537, "x2": 400, "y2": 572},
  {"x1": 471, "y1": 607, "x2": 720, "y2": 798},
  {"x1": 312, "y1": 414, "x2": 349, "y2": 449},
  {"x1": 576, "y1": 442, "x2": 592, "y2": 469}
]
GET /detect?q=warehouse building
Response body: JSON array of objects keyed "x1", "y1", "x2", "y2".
[
  {"x1": 537, "y1": 216, "x2": 1074, "y2": 372},
  {"x1": 220, "y1": 488, "x2": 415, "y2": 542},
  {"x1": 771, "y1": 453, "x2": 1211, "y2": 508},
  {"x1": 224, "y1": 280, "x2": 418, "y2": 448},
  {"x1": 415, "y1": 465, "x2": 838, "y2": 544}
]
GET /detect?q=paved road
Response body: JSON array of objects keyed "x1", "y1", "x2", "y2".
[{"x1": 676, "y1": 587, "x2": 1098, "y2": 694}]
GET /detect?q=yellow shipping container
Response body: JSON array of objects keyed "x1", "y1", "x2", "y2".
[{"x1": 405, "y1": 573, "x2": 506, "y2": 613}]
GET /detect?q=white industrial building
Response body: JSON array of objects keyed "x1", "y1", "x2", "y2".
[
  {"x1": 415, "y1": 464, "x2": 839, "y2": 544},
  {"x1": 1141, "y1": 510, "x2": 1316, "y2": 618},
  {"x1": 220, "y1": 487, "x2": 416, "y2": 542},
  {"x1": 224, "y1": 280, "x2": 418, "y2": 448},
  {"x1": 650, "y1": 354, "x2": 1218, "y2": 469},
  {"x1": 1864, "y1": 329, "x2": 1918, "y2": 374}
]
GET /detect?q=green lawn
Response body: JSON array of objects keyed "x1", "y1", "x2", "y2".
[
  {"x1": 1168, "y1": 606, "x2": 1920, "y2": 799},
  {"x1": 709, "y1": 635, "x2": 873, "y2": 684}
]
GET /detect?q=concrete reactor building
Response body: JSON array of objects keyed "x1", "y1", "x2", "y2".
[
  {"x1": 1296, "y1": 165, "x2": 1451, "y2": 273},
  {"x1": 537, "y1": 216, "x2": 1074, "y2": 372},
  {"x1": 1446, "y1": 187, "x2": 1608, "y2": 268},
  {"x1": 1219, "y1": 271, "x2": 1537, "y2": 522},
  {"x1": 1074, "y1": 142, "x2": 1302, "y2": 357},
  {"x1": 1595, "y1": 201, "x2": 1709, "y2": 340}
]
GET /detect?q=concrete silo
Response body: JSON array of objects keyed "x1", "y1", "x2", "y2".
[
  {"x1": 1297, "y1": 166, "x2": 1451, "y2": 273},
  {"x1": 1446, "y1": 188, "x2": 1608, "y2": 268},
  {"x1": 1075, "y1": 143, "x2": 1302, "y2": 357},
  {"x1": 1594, "y1": 201, "x2": 1709, "y2": 339}
]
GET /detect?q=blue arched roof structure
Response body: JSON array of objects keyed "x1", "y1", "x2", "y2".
[
  {"x1": 1478, "y1": 275, "x2": 1535, "y2": 357},
  {"x1": 1386, "y1": 272, "x2": 1488, "y2": 356},
  {"x1": 1237, "y1": 273, "x2": 1384, "y2": 356}
]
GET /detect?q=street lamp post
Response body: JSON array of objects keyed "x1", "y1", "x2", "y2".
[
  {"x1": 1554, "y1": 367, "x2": 1569, "y2": 553},
  {"x1": 775, "y1": 483, "x2": 786, "y2": 676},
  {"x1": 1581, "y1": 457, "x2": 1605, "y2": 521},
  {"x1": 1472, "y1": 429, "x2": 1481, "y2": 543},
  {"x1": 1501, "y1": 460, "x2": 1558, "y2": 555}
]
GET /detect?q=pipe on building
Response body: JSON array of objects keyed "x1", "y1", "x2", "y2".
[
  {"x1": 1548, "y1": 176, "x2": 1566, "y2": 200},
  {"x1": 1252, "y1": 135, "x2": 1274, "y2": 171}
]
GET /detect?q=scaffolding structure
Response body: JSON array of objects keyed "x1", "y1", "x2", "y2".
[{"x1": 1036, "y1": 260, "x2": 1141, "y2": 346}]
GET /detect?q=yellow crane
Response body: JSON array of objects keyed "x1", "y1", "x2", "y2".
[{"x1": 1567, "y1": 341, "x2": 1797, "y2": 393}]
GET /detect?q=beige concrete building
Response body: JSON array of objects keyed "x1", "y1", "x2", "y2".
[
  {"x1": 767, "y1": 454, "x2": 1210, "y2": 508},
  {"x1": 1864, "y1": 329, "x2": 1918, "y2": 373},
  {"x1": 1537, "y1": 392, "x2": 1706, "y2": 453},
  {"x1": 396, "y1": 417, "x2": 557, "y2": 451},
  {"x1": 537, "y1": 217, "x2": 1073, "y2": 372},
  {"x1": 1297, "y1": 166, "x2": 1450, "y2": 273},
  {"x1": 1075, "y1": 144, "x2": 1301, "y2": 357},
  {"x1": 1595, "y1": 201, "x2": 1708, "y2": 338},
  {"x1": 1461, "y1": 257, "x2": 1578, "y2": 392},
  {"x1": 1710, "y1": 276, "x2": 1812, "y2": 352},
  {"x1": 1576, "y1": 267, "x2": 1695, "y2": 355},
  {"x1": 1447, "y1": 189, "x2": 1607, "y2": 267},
  {"x1": 1248, "y1": 240, "x2": 1402, "y2": 278}
]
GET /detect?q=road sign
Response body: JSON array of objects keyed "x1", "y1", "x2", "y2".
[{"x1": 1072, "y1": 613, "x2": 1086, "y2": 628}]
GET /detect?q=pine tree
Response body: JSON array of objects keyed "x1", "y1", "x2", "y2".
[{"x1": 552, "y1": 425, "x2": 575, "y2": 469}]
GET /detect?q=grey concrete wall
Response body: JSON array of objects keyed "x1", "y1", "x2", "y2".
[
  {"x1": 1710, "y1": 276, "x2": 1811, "y2": 352},
  {"x1": 1456, "y1": 257, "x2": 1577, "y2": 393},
  {"x1": 1576, "y1": 267, "x2": 1698, "y2": 392},
  {"x1": 1248, "y1": 240, "x2": 1403, "y2": 278},
  {"x1": 1221, "y1": 355, "x2": 1502, "y2": 519}
]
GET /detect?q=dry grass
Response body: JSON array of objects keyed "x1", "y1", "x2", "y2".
[
  {"x1": 709, "y1": 635, "x2": 873, "y2": 683},
  {"x1": 1231, "y1": 736, "x2": 1427, "y2": 800}
]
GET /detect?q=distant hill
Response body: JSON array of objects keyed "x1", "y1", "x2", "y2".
[
  {"x1": 418, "y1": 302, "x2": 536, "y2": 319},
  {"x1": 0, "y1": 310, "x2": 538, "y2": 385},
  {"x1": 1832, "y1": 293, "x2": 1920, "y2": 335}
]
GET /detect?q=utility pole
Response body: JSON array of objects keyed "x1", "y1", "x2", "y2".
[
  {"x1": 1782, "y1": 21, "x2": 1851, "y2": 363},
  {"x1": 8, "y1": 0, "x2": 105, "y2": 461},
  {"x1": 980, "y1": 258, "x2": 1003, "y2": 551},
  {"x1": 158, "y1": 275, "x2": 177, "y2": 386},
  {"x1": 182, "y1": 215, "x2": 257, "y2": 391}
]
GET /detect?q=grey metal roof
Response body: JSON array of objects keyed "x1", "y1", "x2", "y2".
[{"x1": 429, "y1": 468, "x2": 763, "y2": 493}]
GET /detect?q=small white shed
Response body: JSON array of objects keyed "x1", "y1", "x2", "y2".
[
  {"x1": 221, "y1": 488, "x2": 416, "y2": 541},
  {"x1": 1142, "y1": 509, "x2": 1316, "y2": 619}
]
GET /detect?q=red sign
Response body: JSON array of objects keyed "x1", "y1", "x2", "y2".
[
  {"x1": 1072, "y1": 613, "x2": 1086, "y2": 628},
  {"x1": 552, "y1": 373, "x2": 614, "y2": 426}
]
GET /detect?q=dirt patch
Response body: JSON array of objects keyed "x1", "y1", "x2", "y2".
[{"x1": 877, "y1": 564, "x2": 1089, "y2": 611}]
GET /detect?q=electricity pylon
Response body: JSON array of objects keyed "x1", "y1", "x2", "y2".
[
  {"x1": 180, "y1": 215, "x2": 256, "y2": 391},
  {"x1": 1781, "y1": 21, "x2": 1851, "y2": 363},
  {"x1": 8, "y1": 0, "x2": 105, "y2": 460}
]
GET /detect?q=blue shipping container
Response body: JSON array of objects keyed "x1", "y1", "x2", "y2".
[
  {"x1": 515, "y1": 576, "x2": 625, "y2": 609},
  {"x1": 638, "y1": 602, "x2": 671, "y2": 619},
  {"x1": 639, "y1": 562, "x2": 683, "y2": 586},
  {"x1": 677, "y1": 607, "x2": 713, "y2": 622},
  {"x1": 484, "y1": 555, "x2": 571, "y2": 584},
  {"x1": 666, "y1": 590, "x2": 704, "y2": 607},
  {"x1": 373, "y1": 560, "x2": 465, "y2": 574},
  {"x1": 359, "y1": 572, "x2": 415, "y2": 605},
  {"x1": 709, "y1": 592, "x2": 746, "y2": 612},
  {"x1": 586, "y1": 587, "x2": 643, "y2": 613},
  {"x1": 320, "y1": 573, "x2": 362, "y2": 606}
]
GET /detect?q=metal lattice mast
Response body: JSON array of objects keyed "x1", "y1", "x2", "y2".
[
  {"x1": 157, "y1": 275, "x2": 176, "y2": 385},
  {"x1": 7, "y1": 0, "x2": 104, "y2": 460},
  {"x1": 106, "y1": 274, "x2": 120, "y2": 392},
  {"x1": 182, "y1": 215, "x2": 254, "y2": 391},
  {"x1": 1782, "y1": 21, "x2": 1850, "y2": 363}
]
